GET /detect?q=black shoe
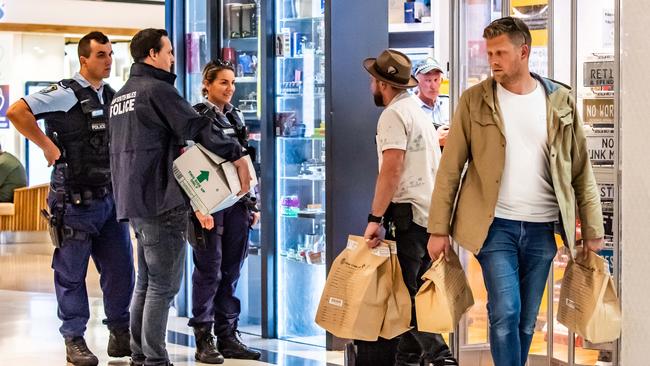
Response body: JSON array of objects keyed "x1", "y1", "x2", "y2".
[
  {"x1": 65, "y1": 336, "x2": 99, "y2": 366},
  {"x1": 107, "y1": 327, "x2": 131, "y2": 358},
  {"x1": 217, "y1": 330, "x2": 261, "y2": 360},
  {"x1": 431, "y1": 358, "x2": 459, "y2": 366},
  {"x1": 194, "y1": 326, "x2": 225, "y2": 364}
]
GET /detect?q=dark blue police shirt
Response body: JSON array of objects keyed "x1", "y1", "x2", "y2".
[{"x1": 108, "y1": 62, "x2": 243, "y2": 220}]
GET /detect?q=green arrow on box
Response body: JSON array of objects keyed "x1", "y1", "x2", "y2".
[{"x1": 197, "y1": 170, "x2": 209, "y2": 183}]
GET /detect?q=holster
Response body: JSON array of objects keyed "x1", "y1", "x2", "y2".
[
  {"x1": 187, "y1": 213, "x2": 208, "y2": 251},
  {"x1": 385, "y1": 202, "x2": 413, "y2": 232},
  {"x1": 40, "y1": 209, "x2": 64, "y2": 248}
]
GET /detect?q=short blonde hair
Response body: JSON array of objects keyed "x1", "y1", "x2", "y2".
[{"x1": 483, "y1": 16, "x2": 532, "y2": 49}]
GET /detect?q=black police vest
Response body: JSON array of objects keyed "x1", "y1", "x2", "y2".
[
  {"x1": 45, "y1": 79, "x2": 114, "y2": 190},
  {"x1": 194, "y1": 102, "x2": 249, "y2": 149}
]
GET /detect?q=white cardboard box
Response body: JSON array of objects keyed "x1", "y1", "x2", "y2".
[{"x1": 173, "y1": 144, "x2": 257, "y2": 215}]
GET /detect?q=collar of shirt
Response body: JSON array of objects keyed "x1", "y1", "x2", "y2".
[
  {"x1": 414, "y1": 93, "x2": 442, "y2": 112},
  {"x1": 73, "y1": 72, "x2": 105, "y2": 93},
  {"x1": 387, "y1": 90, "x2": 411, "y2": 107},
  {"x1": 203, "y1": 99, "x2": 234, "y2": 116},
  {"x1": 73, "y1": 72, "x2": 107, "y2": 104},
  {"x1": 130, "y1": 62, "x2": 177, "y2": 85}
]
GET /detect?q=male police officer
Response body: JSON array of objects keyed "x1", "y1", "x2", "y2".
[
  {"x1": 109, "y1": 28, "x2": 250, "y2": 366},
  {"x1": 7, "y1": 31, "x2": 134, "y2": 366}
]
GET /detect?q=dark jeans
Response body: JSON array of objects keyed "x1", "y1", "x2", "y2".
[
  {"x1": 355, "y1": 221, "x2": 452, "y2": 366},
  {"x1": 188, "y1": 201, "x2": 251, "y2": 336},
  {"x1": 476, "y1": 218, "x2": 557, "y2": 366},
  {"x1": 48, "y1": 192, "x2": 134, "y2": 339},
  {"x1": 129, "y1": 206, "x2": 188, "y2": 366}
]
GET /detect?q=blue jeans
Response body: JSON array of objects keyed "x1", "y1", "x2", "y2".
[
  {"x1": 129, "y1": 206, "x2": 188, "y2": 366},
  {"x1": 48, "y1": 192, "x2": 134, "y2": 339},
  {"x1": 476, "y1": 218, "x2": 557, "y2": 366}
]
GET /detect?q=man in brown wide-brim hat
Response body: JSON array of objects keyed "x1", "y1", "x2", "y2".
[{"x1": 355, "y1": 49, "x2": 458, "y2": 366}]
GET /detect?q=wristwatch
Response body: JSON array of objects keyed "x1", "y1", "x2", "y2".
[{"x1": 367, "y1": 213, "x2": 383, "y2": 223}]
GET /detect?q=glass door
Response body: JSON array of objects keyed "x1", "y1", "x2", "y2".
[
  {"x1": 184, "y1": 0, "x2": 209, "y2": 104},
  {"x1": 219, "y1": 0, "x2": 264, "y2": 336},
  {"x1": 568, "y1": 0, "x2": 617, "y2": 364},
  {"x1": 274, "y1": 0, "x2": 326, "y2": 346},
  {"x1": 455, "y1": 1, "x2": 503, "y2": 364}
]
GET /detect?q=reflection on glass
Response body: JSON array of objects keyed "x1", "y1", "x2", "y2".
[
  {"x1": 275, "y1": 0, "x2": 326, "y2": 346},
  {"x1": 461, "y1": 0, "x2": 501, "y2": 91},
  {"x1": 222, "y1": 0, "x2": 263, "y2": 335},
  {"x1": 573, "y1": 0, "x2": 616, "y2": 364},
  {"x1": 460, "y1": 251, "x2": 488, "y2": 345},
  {"x1": 511, "y1": 0, "x2": 549, "y2": 77},
  {"x1": 551, "y1": 240, "x2": 570, "y2": 363},
  {"x1": 457, "y1": 2, "x2": 499, "y2": 362},
  {"x1": 185, "y1": 0, "x2": 209, "y2": 105}
]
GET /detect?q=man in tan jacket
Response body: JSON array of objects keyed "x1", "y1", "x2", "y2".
[{"x1": 427, "y1": 17, "x2": 604, "y2": 366}]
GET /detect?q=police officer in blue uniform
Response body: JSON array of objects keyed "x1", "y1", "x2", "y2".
[
  {"x1": 7, "y1": 32, "x2": 134, "y2": 366},
  {"x1": 109, "y1": 29, "x2": 251, "y2": 366},
  {"x1": 188, "y1": 59, "x2": 261, "y2": 364}
]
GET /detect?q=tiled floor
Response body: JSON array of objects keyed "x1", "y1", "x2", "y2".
[
  {"x1": 0, "y1": 232, "x2": 342, "y2": 366},
  {"x1": 0, "y1": 290, "x2": 344, "y2": 365}
]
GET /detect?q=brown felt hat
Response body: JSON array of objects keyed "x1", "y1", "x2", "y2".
[{"x1": 363, "y1": 49, "x2": 418, "y2": 89}]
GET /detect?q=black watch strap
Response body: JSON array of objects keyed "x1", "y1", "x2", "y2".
[{"x1": 368, "y1": 213, "x2": 383, "y2": 223}]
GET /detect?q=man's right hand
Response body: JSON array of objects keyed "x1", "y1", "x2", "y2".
[
  {"x1": 427, "y1": 234, "x2": 451, "y2": 262},
  {"x1": 437, "y1": 125, "x2": 449, "y2": 147},
  {"x1": 233, "y1": 156, "x2": 252, "y2": 196},
  {"x1": 43, "y1": 143, "x2": 61, "y2": 167}
]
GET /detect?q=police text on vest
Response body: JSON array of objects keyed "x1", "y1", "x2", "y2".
[{"x1": 110, "y1": 92, "x2": 137, "y2": 117}]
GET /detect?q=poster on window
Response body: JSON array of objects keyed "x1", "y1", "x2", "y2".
[
  {"x1": 583, "y1": 98, "x2": 614, "y2": 127},
  {"x1": 586, "y1": 128, "x2": 615, "y2": 166},
  {"x1": 603, "y1": 9, "x2": 615, "y2": 49},
  {"x1": 598, "y1": 182, "x2": 614, "y2": 247},
  {"x1": 0, "y1": 85, "x2": 10, "y2": 129}
]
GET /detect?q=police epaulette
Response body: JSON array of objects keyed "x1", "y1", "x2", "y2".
[{"x1": 193, "y1": 102, "x2": 210, "y2": 115}]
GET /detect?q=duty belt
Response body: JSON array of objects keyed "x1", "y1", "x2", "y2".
[{"x1": 49, "y1": 185, "x2": 111, "y2": 205}]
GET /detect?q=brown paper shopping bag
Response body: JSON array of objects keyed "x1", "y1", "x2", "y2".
[
  {"x1": 415, "y1": 249, "x2": 474, "y2": 333},
  {"x1": 315, "y1": 235, "x2": 393, "y2": 341},
  {"x1": 378, "y1": 241, "x2": 412, "y2": 339},
  {"x1": 557, "y1": 250, "x2": 621, "y2": 343}
]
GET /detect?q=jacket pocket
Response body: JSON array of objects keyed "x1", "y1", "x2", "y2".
[{"x1": 471, "y1": 113, "x2": 498, "y2": 127}]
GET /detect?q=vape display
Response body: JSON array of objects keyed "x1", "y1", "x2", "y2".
[{"x1": 275, "y1": 2, "x2": 326, "y2": 344}]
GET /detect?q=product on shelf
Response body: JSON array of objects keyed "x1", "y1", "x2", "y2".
[{"x1": 280, "y1": 194, "x2": 300, "y2": 217}]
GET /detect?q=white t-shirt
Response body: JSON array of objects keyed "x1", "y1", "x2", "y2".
[
  {"x1": 494, "y1": 80, "x2": 559, "y2": 222},
  {"x1": 376, "y1": 91, "x2": 441, "y2": 228}
]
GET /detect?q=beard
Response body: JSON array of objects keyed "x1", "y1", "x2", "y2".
[{"x1": 372, "y1": 90, "x2": 384, "y2": 107}]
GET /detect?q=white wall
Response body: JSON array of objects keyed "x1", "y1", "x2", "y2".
[
  {"x1": 1, "y1": 0, "x2": 164, "y2": 30},
  {"x1": 0, "y1": 0, "x2": 164, "y2": 166},
  {"x1": 620, "y1": 0, "x2": 650, "y2": 364},
  {"x1": 0, "y1": 32, "x2": 65, "y2": 163}
]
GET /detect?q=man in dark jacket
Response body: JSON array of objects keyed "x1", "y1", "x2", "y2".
[{"x1": 109, "y1": 28, "x2": 251, "y2": 366}]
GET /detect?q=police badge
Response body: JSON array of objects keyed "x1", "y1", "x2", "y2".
[{"x1": 39, "y1": 84, "x2": 58, "y2": 94}]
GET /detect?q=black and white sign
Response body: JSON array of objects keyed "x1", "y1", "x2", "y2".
[
  {"x1": 584, "y1": 61, "x2": 615, "y2": 87},
  {"x1": 586, "y1": 128, "x2": 615, "y2": 166}
]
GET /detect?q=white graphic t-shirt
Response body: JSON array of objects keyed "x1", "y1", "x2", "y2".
[{"x1": 376, "y1": 90, "x2": 441, "y2": 228}]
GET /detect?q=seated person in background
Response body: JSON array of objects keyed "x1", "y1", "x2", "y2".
[{"x1": 0, "y1": 143, "x2": 27, "y2": 202}]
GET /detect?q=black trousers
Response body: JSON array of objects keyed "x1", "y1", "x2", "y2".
[
  {"x1": 355, "y1": 221, "x2": 452, "y2": 366},
  {"x1": 188, "y1": 201, "x2": 251, "y2": 336}
]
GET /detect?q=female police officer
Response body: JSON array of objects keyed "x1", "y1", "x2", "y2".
[{"x1": 188, "y1": 59, "x2": 261, "y2": 364}]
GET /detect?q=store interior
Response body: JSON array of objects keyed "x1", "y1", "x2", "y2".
[{"x1": 0, "y1": 0, "x2": 625, "y2": 365}]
